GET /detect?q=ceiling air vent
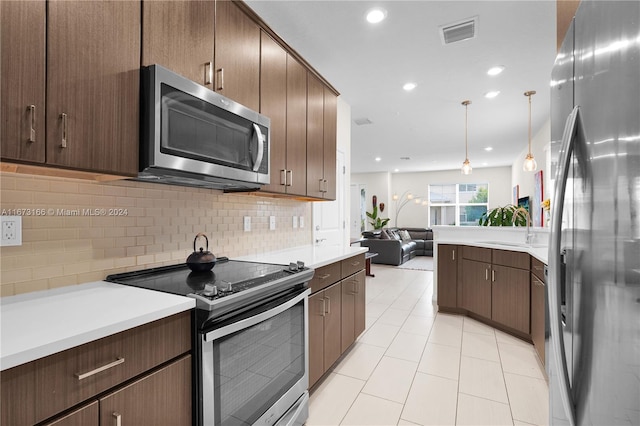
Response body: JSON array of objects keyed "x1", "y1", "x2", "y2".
[
  {"x1": 354, "y1": 117, "x2": 373, "y2": 126},
  {"x1": 440, "y1": 16, "x2": 478, "y2": 45}
]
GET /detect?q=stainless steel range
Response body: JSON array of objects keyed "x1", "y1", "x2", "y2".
[{"x1": 106, "y1": 258, "x2": 314, "y2": 426}]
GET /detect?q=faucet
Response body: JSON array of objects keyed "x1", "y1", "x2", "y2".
[{"x1": 516, "y1": 207, "x2": 534, "y2": 245}]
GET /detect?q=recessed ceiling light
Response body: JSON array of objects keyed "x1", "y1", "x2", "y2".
[
  {"x1": 482, "y1": 162, "x2": 488, "y2": 166},
  {"x1": 375, "y1": 157, "x2": 381, "y2": 162},
  {"x1": 485, "y1": 147, "x2": 493, "y2": 151},
  {"x1": 485, "y1": 91, "x2": 500, "y2": 99},
  {"x1": 403, "y1": 82, "x2": 417, "y2": 91},
  {"x1": 487, "y1": 66, "x2": 505, "y2": 76},
  {"x1": 366, "y1": 8, "x2": 387, "y2": 24},
  {"x1": 394, "y1": 168, "x2": 399, "y2": 172}
]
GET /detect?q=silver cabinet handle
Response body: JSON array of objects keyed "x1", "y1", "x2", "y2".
[
  {"x1": 350, "y1": 261, "x2": 360, "y2": 267},
  {"x1": 113, "y1": 412, "x2": 122, "y2": 426},
  {"x1": 324, "y1": 296, "x2": 331, "y2": 314},
  {"x1": 318, "y1": 273, "x2": 331, "y2": 280},
  {"x1": 75, "y1": 357, "x2": 124, "y2": 380},
  {"x1": 204, "y1": 62, "x2": 213, "y2": 85},
  {"x1": 252, "y1": 123, "x2": 265, "y2": 172},
  {"x1": 491, "y1": 269, "x2": 495, "y2": 282},
  {"x1": 353, "y1": 280, "x2": 358, "y2": 294},
  {"x1": 216, "y1": 68, "x2": 224, "y2": 90},
  {"x1": 318, "y1": 178, "x2": 324, "y2": 193},
  {"x1": 27, "y1": 105, "x2": 36, "y2": 143},
  {"x1": 321, "y1": 297, "x2": 326, "y2": 317},
  {"x1": 280, "y1": 169, "x2": 287, "y2": 186},
  {"x1": 485, "y1": 268, "x2": 489, "y2": 281},
  {"x1": 286, "y1": 170, "x2": 293, "y2": 187},
  {"x1": 549, "y1": 105, "x2": 588, "y2": 426},
  {"x1": 60, "y1": 113, "x2": 68, "y2": 148},
  {"x1": 452, "y1": 249, "x2": 455, "y2": 261}
]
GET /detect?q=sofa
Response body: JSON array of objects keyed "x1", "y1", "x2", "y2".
[{"x1": 359, "y1": 227, "x2": 433, "y2": 266}]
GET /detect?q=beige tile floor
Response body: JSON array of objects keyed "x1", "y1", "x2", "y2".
[{"x1": 307, "y1": 264, "x2": 549, "y2": 426}]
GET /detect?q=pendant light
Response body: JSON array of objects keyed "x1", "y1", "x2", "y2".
[
  {"x1": 523, "y1": 90, "x2": 537, "y2": 171},
  {"x1": 461, "y1": 100, "x2": 472, "y2": 175}
]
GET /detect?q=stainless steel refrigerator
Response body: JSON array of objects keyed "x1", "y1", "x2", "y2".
[{"x1": 548, "y1": 1, "x2": 640, "y2": 425}]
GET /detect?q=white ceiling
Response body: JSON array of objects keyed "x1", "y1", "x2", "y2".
[{"x1": 245, "y1": 0, "x2": 558, "y2": 174}]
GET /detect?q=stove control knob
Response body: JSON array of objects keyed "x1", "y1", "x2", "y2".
[
  {"x1": 296, "y1": 261, "x2": 305, "y2": 269},
  {"x1": 202, "y1": 284, "x2": 218, "y2": 297},
  {"x1": 289, "y1": 262, "x2": 299, "y2": 272}
]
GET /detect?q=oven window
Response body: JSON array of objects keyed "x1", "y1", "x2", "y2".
[{"x1": 212, "y1": 300, "x2": 305, "y2": 426}]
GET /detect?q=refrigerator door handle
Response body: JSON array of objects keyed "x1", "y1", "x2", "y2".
[{"x1": 549, "y1": 106, "x2": 586, "y2": 426}]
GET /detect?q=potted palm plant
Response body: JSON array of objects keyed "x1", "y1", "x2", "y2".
[
  {"x1": 366, "y1": 195, "x2": 390, "y2": 230},
  {"x1": 478, "y1": 204, "x2": 528, "y2": 226}
]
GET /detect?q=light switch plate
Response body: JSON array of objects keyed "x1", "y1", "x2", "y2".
[
  {"x1": 243, "y1": 216, "x2": 251, "y2": 232},
  {"x1": 299, "y1": 216, "x2": 305, "y2": 228},
  {"x1": 269, "y1": 216, "x2": 276, "y2": 230},
  {"x1": 1, "y1": 216, "x2": 22, "y2": 246},
  {"x1": 292, "y1": 216, "x2": 298, "y2": 228}
]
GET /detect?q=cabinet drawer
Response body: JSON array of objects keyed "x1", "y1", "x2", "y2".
[
  {"x1": 341, "y1": 253, "x2": 365, "y2": 278},
  {"x1": 492, "y1": 249, "x2": 529, "y2": 270},
  {"x1": 309, "y1": 261, "x2": 341, "y2": 293},
  {"x1": 462, "y1": 246, "x2": 491, "y2": 262},
  {"x1": 531, "y1": 257, "x2": 546, "y2": 282},
  {"x1": 1, "y1": 311, "x2": 191, "y2": 426}
]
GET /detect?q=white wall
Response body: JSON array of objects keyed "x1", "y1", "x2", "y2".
[
  {"x1": 511, "y1": 119, "x2": 552, "y2": 227},
  {"x1": 337, "y1": 97, "x2": 351, "y2": 246},
  {"x1": 349, "y1": 172, "x2": 392, "y2": 230}
]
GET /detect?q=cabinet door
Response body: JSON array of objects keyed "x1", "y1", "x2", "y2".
[
  {"x1": 259, "y1": 31, "x2": 288, "y2": 194},
  {"x1": 322, "y1": 86, "x2": 338, "y2": 200},
  {"x1": 285, "y1": 55, "x2": 308, "y2": 196},
  {"x1": 491, "y1": 265, "x2": 530, "y2": 334},
  {"x1": 43, "y1": 401, "x2": 98, "y2": 426},
  {"x1": 353, "y1": 270, "x2": 366, "y2": 342},
  {"x1": 437, "y1": 245, "x2": 458, "y2": 309},
  {"x1": 46, "y1": 0, "x2": 140, "y2": 176},
  {"x1": 0, "y1": 0, "x2": 46, "y2": 163},
  {"x1": 142, "y1": 0, "x2": 215, "y2": 88},
  {"x1": 460, "y1": 259, "x2": 491, "y2": 318},
  {"x1": 531, "y1": 273, "x2": 546, "y2": 365},
  {"x1": 323, "y1": 282, "x2": 342, "y2": 372},
  {"x1": 99, "y1": 355, "x2": 191, "y2": 426},
  {"x1": 306, "y1": 74, "x2": 325, "y2": 198},
  {"x1": 308, "y1": 291, "x2": 326, "y2": 387},
  {"x1": 214, "y1": 0, "x2": 260, "y2": 111}
]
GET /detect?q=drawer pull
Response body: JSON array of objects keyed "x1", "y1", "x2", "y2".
[
  {"x1": 318, "y1": 273, "x2": 331, "y2": 280},
  {"x1": 113, "y1": 412, "x2": 122, "y2": 426},
  {"x1": 350, "y1": 261, "x2": 360, "y2": 266},
  {"x1": 324, "y1": 296, "x2": 331, "y2": 314},
  {"x1": 75, "y1": 357, "x2": 124, "y2": 380}
]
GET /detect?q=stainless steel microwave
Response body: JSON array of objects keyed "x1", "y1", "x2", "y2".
[{"x1": 139, "y1": 65, "x2": 270, "y2": 191}]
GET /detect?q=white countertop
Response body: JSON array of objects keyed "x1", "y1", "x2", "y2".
[
  {"x1": 236, "y1": 244, "x2": 368, "y2": 268},
  {"x1": 435, "y1": 240, "x2": 549, "y2": 264},
  {"x1": 0, "y1": 281, "x2": 195, "y2": 371}
]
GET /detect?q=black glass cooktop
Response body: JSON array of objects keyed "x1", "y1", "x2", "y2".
[{"x1": 105, "y1": 259, "x2": 291, "y2": 299}]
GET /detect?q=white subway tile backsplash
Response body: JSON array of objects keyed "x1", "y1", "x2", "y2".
[{"x1": 0, "y1": 172, "x2": 312, "y2": 296}]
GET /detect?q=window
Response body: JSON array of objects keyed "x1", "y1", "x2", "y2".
[{"x1": 429, "y1": 183, "x2": 488, "y2": 226}]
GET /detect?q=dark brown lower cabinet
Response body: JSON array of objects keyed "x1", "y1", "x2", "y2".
[
  {"x1": 460, "y1": 258, "x2": 492, "y2": 318},
  {"x1": 341, "y1": 270, "x2": 366, "y2": 352},
  {"x1": 491, "y1": 265, "x2": 530, "y2": 334},
  {"x1": 99, "y1": 355, "x2": 191, "y2": 426},
  {"x1": 308, "y1": 282, "x2": 342, "y2": 387},
  {"x1": 437, "y1": 245, "x2": 459, "y2": 309},
  {"x1": 531, "y1": 272, "x2": 546, "y2": 364}
]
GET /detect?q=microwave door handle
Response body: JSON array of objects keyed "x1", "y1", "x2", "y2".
[{"x1": 252, "y1": 123, "x2": 265, "y2": 172}]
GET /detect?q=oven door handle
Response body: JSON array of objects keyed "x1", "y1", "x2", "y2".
[{"x1": 203, "y1": 288, "x2": 310, "y2": 342}]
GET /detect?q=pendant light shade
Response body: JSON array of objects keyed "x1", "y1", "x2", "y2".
[
  {"x1": 461, "y1": 100, "x2": 472, "y2": 175},
  {"x1": 523, "y1": 91, "x2": 537, "y2": 171}
]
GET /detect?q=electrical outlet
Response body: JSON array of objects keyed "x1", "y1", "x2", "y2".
[
  {"x1": 292, "y1": 216, "x2": 298, "y2": 228},
  {"x1": 269, "y1": 216, "x2": 276, "y2": 230},
  {"x1": 299, "y1": 216, "x2": 305, "y2": 228},
  {"x1": 243, "y1": 216, "x2": 251, "y2": 232},
  {"x1": 1, "y1": 216, "x2": 22, "y2": 246}
]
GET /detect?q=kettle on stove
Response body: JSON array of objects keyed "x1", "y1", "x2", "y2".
[{"x1": 186, "y1": 233, "x2": 216, "y2": 272}]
